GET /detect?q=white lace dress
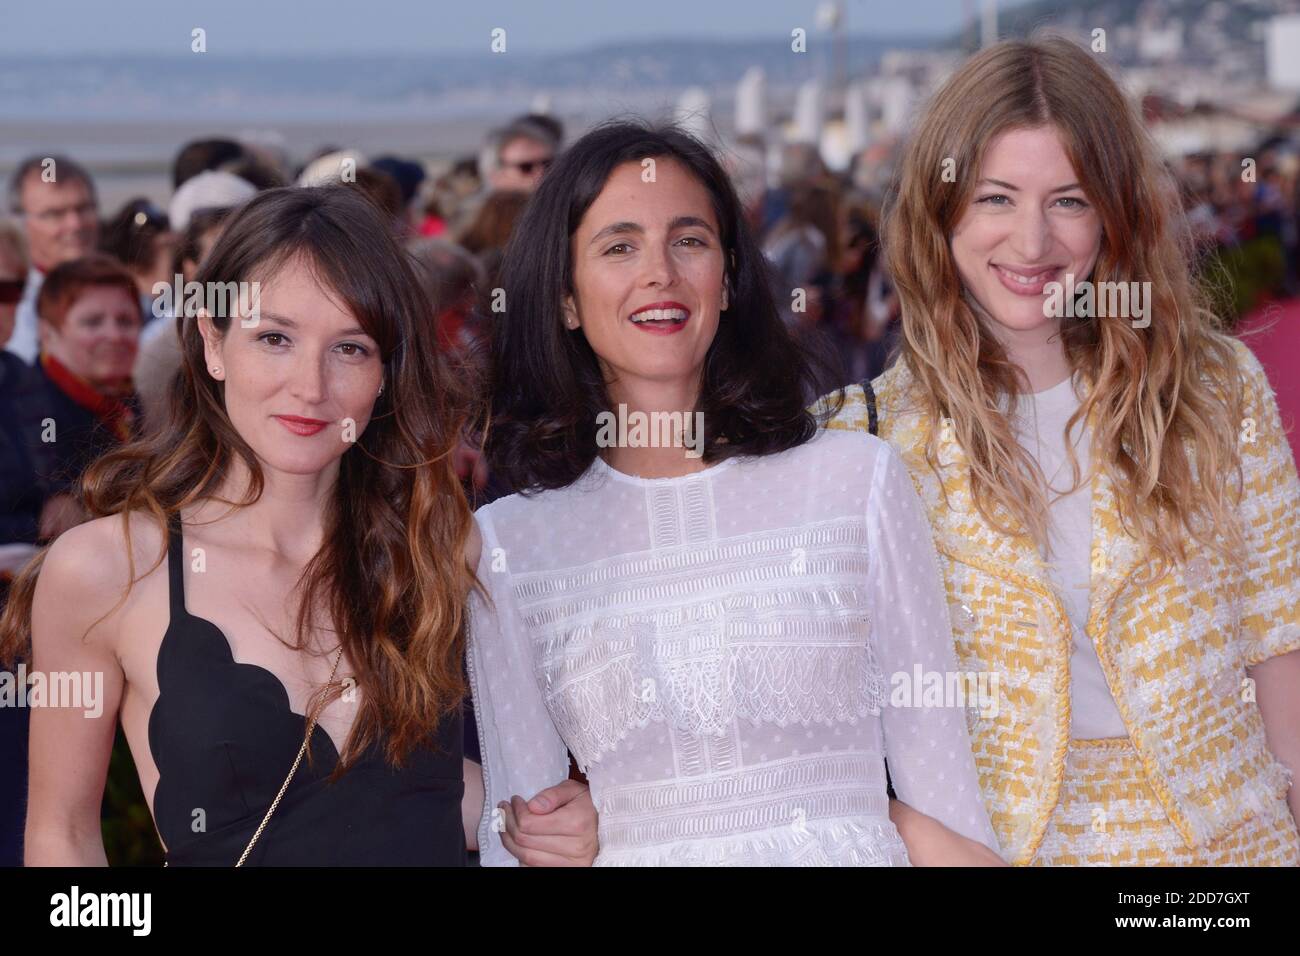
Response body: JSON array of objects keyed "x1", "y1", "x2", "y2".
[{"x1": 468, "y1": 428, "x2": 1001, "y2": 865}]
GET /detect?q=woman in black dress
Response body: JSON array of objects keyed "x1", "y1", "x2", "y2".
[{"x1": 0, "y1": 185, "x2": 596, "y2": 866}]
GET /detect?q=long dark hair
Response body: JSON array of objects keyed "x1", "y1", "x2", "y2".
[
  {"x1": 1, "y1": 185, "x2": 476, "y2": 771},
  {"x1": 482, "y1": 119, "x2": 842, "y2": 493}
]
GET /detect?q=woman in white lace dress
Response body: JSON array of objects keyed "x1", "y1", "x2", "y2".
[{"x1": 467, "y1": 121, "x2": 1003, "y2": 866}]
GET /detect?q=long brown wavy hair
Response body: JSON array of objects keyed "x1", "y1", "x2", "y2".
[
  {"x1": 0, "y1": 185, "x2": 477, "y2": 771},
  {"x1": 884, "y1": 34, "x2": 1246, "y2": 574}
]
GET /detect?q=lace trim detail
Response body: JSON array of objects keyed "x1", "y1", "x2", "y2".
[
  {"x1": 595, "y1": 753, "x2": 899, "y2": 862},
  {"x1": 593, "y1": 820, "x2": 910, "y2": 867},
  {"x1": 646, "y1": 478, "x2": 716, "y2": 548},
  {"x1": 535, "y1": 592, "x2": 886, "y2": 768},
  {"x1": 513, "y1": 517, "x2": 868, "y2": 614}
]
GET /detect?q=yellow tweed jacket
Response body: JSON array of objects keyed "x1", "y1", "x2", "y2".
[{"x1": 822, "y1": 339, "x2": 1299, "y2": 864}]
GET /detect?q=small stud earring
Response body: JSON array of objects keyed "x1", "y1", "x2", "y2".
[
  {"x1": 377, "y1": 382, "x2": 385, "y2": 397},
  {"x1": 210, "y1": 366, "x2": 222, "y2": 376}
]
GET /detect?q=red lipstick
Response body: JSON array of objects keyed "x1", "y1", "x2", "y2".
[{"x1": 274, "y1": 415, "x2": 329, "y2": 437}]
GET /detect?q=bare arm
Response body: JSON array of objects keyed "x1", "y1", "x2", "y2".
[
  {"x1": 1251, "y1": 648, "x2": 1300, "y2": 827},
  {"x1": 889, "y1": 799, "x2": 1006, "y2": 867},
  {"x1": 23, "y1": 523, "x2": 127, "y2": 866}
]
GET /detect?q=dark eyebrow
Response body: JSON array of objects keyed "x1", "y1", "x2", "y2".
[
  {"x1": 589, "y1": 221, "x2": 642, "y2": 246},
  {"x1": 260, "y1": 312, "x2": 369, "y2": 337},
  {"x1": 669, "y1": 215, "x2": 716, "y2": 233},
  {"x1": 978, "y1": 178, "x2": 1083, "y2": 195},
  {"x1": 587, "y1": 215, "x2": 718, "y2": 247}
]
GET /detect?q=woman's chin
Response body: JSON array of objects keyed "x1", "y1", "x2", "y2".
[
  {"x1": 983, "y1": 298, "x2": 1057, "y2": 335},
  {"x1": 254, "y1": 450, "x2": 343, "y2": 479}
]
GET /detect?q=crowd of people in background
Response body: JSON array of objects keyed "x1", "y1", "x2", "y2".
[
  {"x1": 2, "y1": 101, "x2": 1300, "y2": 865},
  {"x1": 4, "y1": 114, "x2": 1300, "y2": 579}
]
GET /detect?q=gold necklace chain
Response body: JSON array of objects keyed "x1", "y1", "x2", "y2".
[{"x1": 234, "y1": 644, "x2": 346, "y2": 867}]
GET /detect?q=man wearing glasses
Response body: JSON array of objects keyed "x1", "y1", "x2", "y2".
[
  {"x1": 485, "y1": 116, "x2": 560, "y2": 194},
  {"x1": 5, "y1": 155, "x2": 100, "y2": 364}
]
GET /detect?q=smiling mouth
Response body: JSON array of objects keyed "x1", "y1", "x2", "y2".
[
  {"x1": 627, "y1": 303, "x2": 690, "y2": 333},
  {"x1": 991, "y1": 264, "x2": 1063, "y2": 296}
]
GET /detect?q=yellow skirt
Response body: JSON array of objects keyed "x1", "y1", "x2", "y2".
[{"x1": 1030, "y1": 738, "x2": 1300, "y2": 866}]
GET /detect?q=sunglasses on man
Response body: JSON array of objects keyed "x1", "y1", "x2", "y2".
[{"x1": 503, "y1": 157, "x2": 553, "y2": 176}]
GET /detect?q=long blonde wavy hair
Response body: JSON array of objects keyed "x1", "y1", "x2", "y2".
[{"x1": 883, "y1": 34, "x2": 1246, "y2": 576}]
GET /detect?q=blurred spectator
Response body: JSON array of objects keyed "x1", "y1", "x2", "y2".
[
  {"x1": 353, "y1": 166, "x2": 406, "y2": 232},
  {"x1": 758, "y1": 142, "x2": 829, "y2": 237},
  {"x1": 297, "y1": 149, "x2": 368, "y2": 187},
  {"x1": 409, "y1": 236, "x2": 487, "y2": 355},
  {"x1": 2, "y1": 254, "x2": 142, "y2": 869},
  {"x1": 762, "y1": 180, "x2": 839, "y2": 330},
  {"x1": 373, "y1": 155, "x2": 428, "y2": 233},
  {"x1": 830, "y1": 194, "x2": 897, "y2": 385},
  {"x1": 172, "y1": 138, "x2": 246, "y2": 190},
  {"x1": 0, "y1": 221, "x2": 31, "y2": 865},
  {"x1": 726, "y1": 134, "x2": 770, "y2": 231},
  {"x1": 5, "y1": 155, "x2": 100, "y2": 364},
  {"x1": 408, "y1": 236, "x2": 491, "y2": 496},
  {"x1": 99, "y1": 198, "x2": 175, "y2": 322},
  {"x1": 168, "y1": 170, "x2": 256, "y2": 233},
  {"x1": 1176, "y1": 146, "x2": 1299, "y2": 321},
  {"x1": 419, "y1": 156, "x2": 482, "y2": 238},
  {"x1": 218, "y1": 155, "x2": 288, "y2": 193},
  {"x1": 482, "y1": 116, "x2": 560, "y2": 194},
  {"x1": 19, "y1": 256, "x2": 141, "y2": 541},
  {"x1": 0, "y1": 219, "x2": 39, "y2": 547},
  {"x1": 457, "y1": 189, "x2": 530, "y2": 284},
  {"x1": 135, "y1": 206, "x2": 237, "y2": 432},
  {"x1": 520, "y1": 112, "x2": 564, "y2": 149}
]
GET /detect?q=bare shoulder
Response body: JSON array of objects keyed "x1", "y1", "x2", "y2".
[{"x1": 34, "y1": 512, "x2": 170, "y2": 650}]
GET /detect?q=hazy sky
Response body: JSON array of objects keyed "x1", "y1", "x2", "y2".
[{"x1": 1, "y1": 0, "x2": 986, "y2": 55}]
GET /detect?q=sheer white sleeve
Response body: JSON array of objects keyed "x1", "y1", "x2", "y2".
[
  {"x1": 866, "y1": 444, "x2": 1003, "y2": 856},
  {"x1": 466, "y1": 510, "x2": 573, "y2": 866}
]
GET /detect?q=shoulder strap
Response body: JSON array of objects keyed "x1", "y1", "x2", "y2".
[
  {"x1": 166, "y1": 511, "x2": 186, "y2": 616},
  {"x1": 858, "y1": 379, "x2": 879, "y2": 437}
]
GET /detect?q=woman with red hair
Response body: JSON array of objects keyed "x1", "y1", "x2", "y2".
[{"x1": 18, "y1": 254, "x2": 142, "y2": 540}]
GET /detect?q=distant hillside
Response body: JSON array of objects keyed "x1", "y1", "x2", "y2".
[{"x1": 0, "y1": 32, "x2": 939, "y2": 120}]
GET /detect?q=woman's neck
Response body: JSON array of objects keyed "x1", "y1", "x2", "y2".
[
  {"x1": 987, "y1": 319, "x2": 1071, "y2": 393},
  {"x1": 194, "y1": 457, "x2": 337, "y2": 564},
  {"x1": 601, "y1": 377, "x2": 708, "y2": 479}
]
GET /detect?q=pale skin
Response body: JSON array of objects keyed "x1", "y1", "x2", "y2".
[
  {"x1": 948, "y1": 124, "x2": 1300, "y2": 834},
  {"x1": 562, "y1": 156, "x2": 1001, "y2": 865},
  {"x1": 23, "y1": 256, "x2": 598, "y2": 866}
]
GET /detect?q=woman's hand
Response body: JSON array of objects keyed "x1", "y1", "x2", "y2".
[
  {"x1": 498, "y1": 779, "x2": 599, "y2": 866},
  {"x1": 889, "y1": 799, "x2": 1006, "y2": 866}
]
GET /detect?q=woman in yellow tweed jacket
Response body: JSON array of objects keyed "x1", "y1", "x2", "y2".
[{"x1": 823, "y1": 37, "x2": 1300, "y2": 865}]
